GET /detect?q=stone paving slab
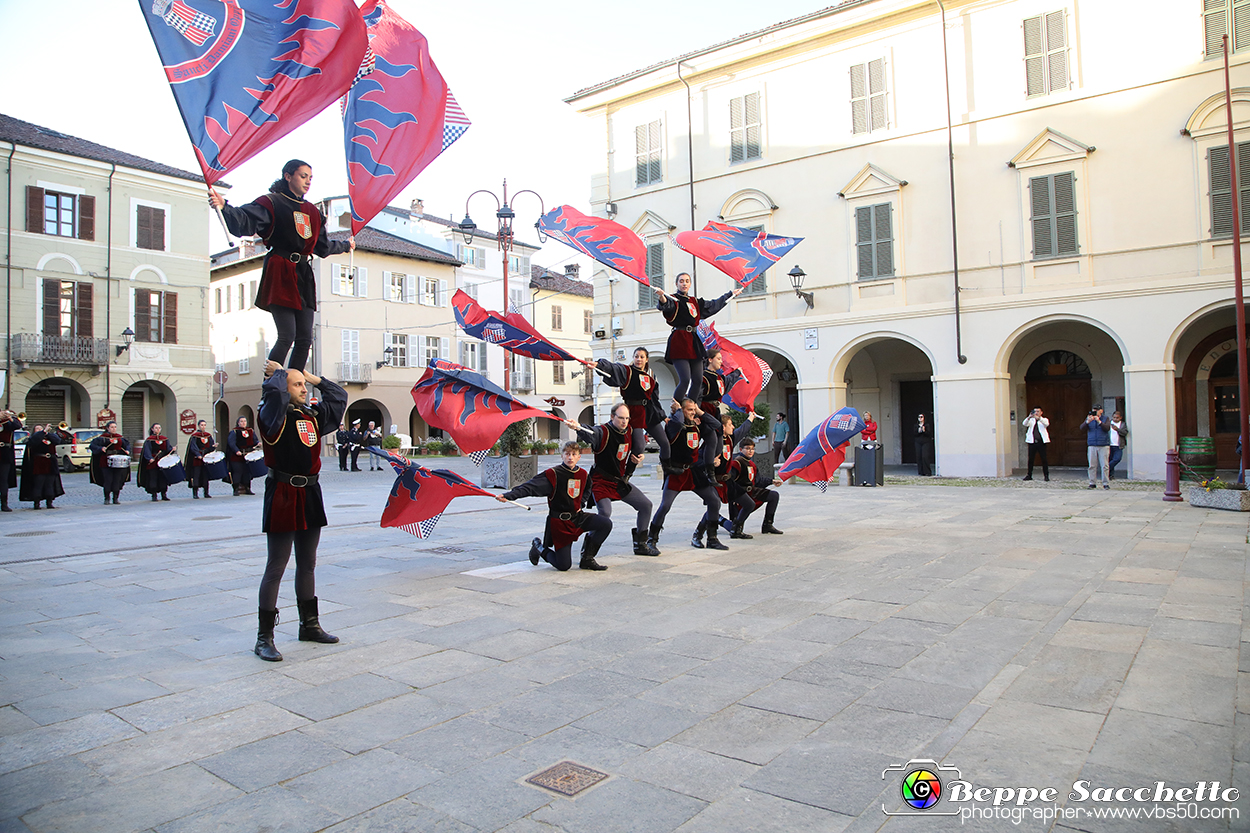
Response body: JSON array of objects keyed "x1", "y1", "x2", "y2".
[{"x1": 1, "y1": 465, "x2": 1248, "y2": 831}]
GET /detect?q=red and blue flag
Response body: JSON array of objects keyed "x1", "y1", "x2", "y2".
[
  {"x1": 696, "y1": 322, "x2": 771, "y2": 414},
  {"x1": 778, "y1": 408, "x2": 865, "y2": 491},
  {"x1": 140, "y1": 0, "x2": 368, "y2": 184},
  {"x1": 674, "y1": 221, "x2": 803, "y2": 287},
  {"x1": 369, "y1": 449, "x2": 495, "y2": 538},
  {"x1": 452, "y1": 290, "x2": 578, "y2": 363},
  {"x1": 343, "y1": 0, "x2": 470, "y2": 234},
  {"x1": 411, "y1": 359, "x2": 558, "y2": 455},
  {"x1": 539, "y1": 206, "x2": 649, "y2": 285}
]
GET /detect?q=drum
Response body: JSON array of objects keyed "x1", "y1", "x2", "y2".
[
  {"x1": 203, "y1": 450, "x2": 228, "y2": 481},
  {"x1": 106, "y1": 454, "x2": 130, "y2": 469},
  {"x1": 157, "y1": 454, "x2": 185, "y2": 487},
  {"x1": 245, "y1": 449, "x2": 268, "y2": 478}
]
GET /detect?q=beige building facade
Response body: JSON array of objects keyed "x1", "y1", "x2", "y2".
[
  {"x1": 525, "y1": 266, "x2": 595, "y2": 442},
  {"x1": 568, "y1": 0, "x2": 1250, "y2": 479},
  {"x1": 2, "y1": 114, "x2": 214, "y2": 454}
]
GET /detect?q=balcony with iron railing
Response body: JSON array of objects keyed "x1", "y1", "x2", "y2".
[
  {"x1": 336, "y1": 362, "x2": 372, "y2": 385},
  {"x1": 511, "y1": 369, "x2": 534, "y2": 392},
  {"x1": 11, "y1": 333, "x2": 109, "y2": 369},
  {"x1": 579, "y1": 374, "x2": 594, "y2": 400}
]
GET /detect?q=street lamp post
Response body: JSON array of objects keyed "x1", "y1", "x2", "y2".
[{"x1": 459, "y1": 179, "x2": 546, "y2": 393}]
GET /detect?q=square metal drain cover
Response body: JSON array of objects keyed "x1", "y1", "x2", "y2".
[
  {"x1": 423, "y1": 545, "x2": 467, "y2": 554},
  {"x1": 526, "y1": 761, "x2": 608, "y2": 797}
]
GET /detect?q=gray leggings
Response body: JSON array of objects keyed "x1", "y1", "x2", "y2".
[
  {"x1": 259, "y1": 528, "x2": 320, "y2": 610},
  {"x1": 651, "y1": 483, "x2": 721, "y2": 529},
  {"x1": 595, "y1": 486, "x2": 653, "y2": 531}
]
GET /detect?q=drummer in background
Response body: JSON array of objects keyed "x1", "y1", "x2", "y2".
[
  {"x1": 139, "y1": 423, "x2": 174, "y2": 502},
  {"x1": 184, "y1": 420, "x2": 216, "y2": 499},
  {"x1": 19, "y1": 423, "x2": 67, "y2": 510},
  {"x1": 227, "y1": 416, "x2": 260, "y2": 496},
  {"x1": 89, "y1": 422, "x2": 131, "y2": 505},
  {"x1": 0, "y1": 409, "x2": 22, "y2": 512}
]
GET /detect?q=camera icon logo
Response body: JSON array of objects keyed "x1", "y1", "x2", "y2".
[{"x1": 882, "y1": 758, "x2": 962, "y2": 816}]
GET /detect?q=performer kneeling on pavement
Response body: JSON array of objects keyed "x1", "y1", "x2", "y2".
[
  {"x1": 139, "y1": 424, "x2": 174, "y2": 502},
  {"x1": 89, "y1": 422, "x2": 131, "y2": 505},
  {"x1": 648, "y1": 399, "x2": 725, "y2": 551},
  {"x1": 184, "y1": 420, "x2": 216, "y2": 499},
  {"x1": 565, "y1": 403, "x2": 659, "y2": 557},
  {"x1": 729, "y1": 437, "x2": 785, "y2": 537},
  {"x1": 498, "y1": 442, "x2": 611, "y2": 572},
  {"x1": 227, "y1": 416, "x2": 259, "y2": 495},
  {"x1": 254, "y1": 360, "x2": 347, "y2": 662},
  {"x1": 0, "y1": 409, "x2": 23, "y2": 512},
  {"x1": 695, "y1": 413, "x2": 756, "y2": 548}
]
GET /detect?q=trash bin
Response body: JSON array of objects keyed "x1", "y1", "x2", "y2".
[{"x1": 855, "y1": 442, "x2": 884, "y2": 486}]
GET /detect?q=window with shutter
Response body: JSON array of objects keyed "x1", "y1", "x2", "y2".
[
  {"x1": 214, "y1": 288, "x2": 222, "y2": 313},
  {"x1": 78, "y1": 195, "x2": 95, "y2": 241},
  {"x1": 729, "y1": 92, "x2": 763, "y2": 164},
  {"x1": 134, "y1": 289, "x2": 151, "y2": 342},
  {"x1": 26, "y1": 186, "x2": 44, "y2": 233},
  {"x1": 1029, "y1": 173, "x2": 1079, "y2": 259},
  {"x1": 43, "y1": 191, "x2": 76, "y2": 237},
  {"x1": 240, "y1": 356, "x2": 250, "y2": 374},
  {"x1": 551, "y1": 305, "x2": 563, "y2": 331},
  {"x1": 464, "y1": 281, "x2": 480, "y2": 301},
  {"x1": 78, "y1": 283, "x2": 93, "y2": 339},
  {"x1": 553, "y1": 360, "x2": 565, "y2": 385},
  {"x1": 1209, "y1": 142, "x2": 1250, "y2": 237},
  {"x1": 855, "y1": 204, "x2": 895, "y2": 280},
  {"x1": 438, "y1": 278, "x2": 448, "y2": 307},
  {"x1": 850, "y1": 59, "x2": 888, "y2": 135},
  {"x1": 740, "y1": 225, "x2": 769, "y2": 295},
  {"x1": 249, "y1": 281, "x2": 257, "y2": 307},
  {"x1": 392, "y1": 333, "x2": 409, "y2": 367},
  {"x1": 342, "y1": 330, "x2": 359, "y2": 364},
  {"x1": 163, "y1": 292, "x2": 177, "y2": 344},
  {"x1": 1205, "y1": 0, "x2": 1250, "y2": 58},
  {"x1": 509, "y1": 288, "x2": 525, "y2": 316},
  {"x1": 584, "y1": 309, "x2": 593, "y2": 334},
  {"x1": 238, "y1": 284, "x2": 245, "y2": 310},
  {"x1": 635, "y1": 120, "x2": 663, "y2": 187},
  {"x1": 136, "y1": 205, "x2": 166, "y2": 251},
  {"x1": 1023, "y1": 11, "x2": 1069, "y2": 98},
  {"x1": 639, "y1": 242, "x2": 665, "y2": 309}
]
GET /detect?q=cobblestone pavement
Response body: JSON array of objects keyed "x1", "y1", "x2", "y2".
[{"x1": 1, "y1": 460, "x2": 1247, "y2": 832}]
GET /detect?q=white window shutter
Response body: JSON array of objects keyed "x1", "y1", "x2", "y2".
[
  {"x1": 438, "y1": 278, "x2": 448, "y2": 307},
  {"x1": 419, "y1": 277, "x2": 431, "y2": 306},
  {"x1": 404, "y1": 274, "x2": 416, "y2": 304},
  {"x1": 331, "y1": 264, "x2": 341, "y2": 296},
  {"x1": 459, "y1": 341, "x2": 468, "y2": 367},
  {"x1": 356, "y1": 268, "x2": 367, "y2": 298},
  {"x1": 440, "y1": 337, "x2": 449, "y2": 360},
  {"x1": 382, "y1": 271, "x2": 392, "y2": 301},
  {"x1": 1045, "y1": 11, "x2": 1068, "y2": 91},
  {"x1": 1023, "y1": 15, "x2": 1046, "y2": 96}
]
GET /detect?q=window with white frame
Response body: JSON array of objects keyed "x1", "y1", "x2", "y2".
[
  {"x1": 459, "y1": 340, "x2": 488, "y2": 375},
  {"x1": 239, "y1": 355, "x2": 251, "y2": 374},
  {"x1": 551, "y1": 305, "x2": 563, "y2": 331},
  {"x1": 388, "y1": 271, "x2": 406, "y2": 303},
  {"x1": 729, "y1": 93, "x2": 762, "y2": 163},
  {"x1": 1023, "y1": 11, "x2": 1069, "y2": 98},
  {"x1": 248, "y1": 281, "x2": 257, "y2": 307},
  {"x1": 27, "y1": 185, "x2": 94, "y2": 240},
  {"x1": 423, "y1": 336, "x2": 447, "y2": 366},
  {"x1": 638, "y1": 242, "x2": 664, "y2": 309},
  {"x1": 1029, "y1": 172, "x2": 1078, "y2": 259},
  {"x1": 237, "y1": 284, "x2": 245, "y2": 310},
  {"x1": 331, "y1": 264, "x2": 367, "y2": 297},
  {"x1": 457, "y1": 244, "x2": 486, "y2": 269},
  {"x1": 552, "y1": 360, "x2": 565, "y2": 385},
  {"x1": 635, "y1": 120, "x2": 662, "y2": 187},
  {"x1": 855, "y1": 204, "x2": 895, "y2": 280},
  {"x1": 419, "y1": 275, "x2": 448, "y2": 306},
  {"x1": 850, "y1": 59, "x2": 888, "y2": 135},
  {"x1": 214, "y1": 287, "x2": 222, "y2": 314},
  {"x1": 134, "y1": 203, "x2": 168, "y2": 251},
  {"x1": 1205, "y1": 0, "x2": 1250, "y2": 58},
  {"x1": 224, "y1": 286, "x2": 231, "y2": 313},
  {"x1": 463, "y1": 281, "x2": 480, "y2": 302},
  {"x1": 509, "y1": 287, "x2": 525, "y2": 316},
  {"x1": 584, "y1": 309, "x2": 593, "y2": 334},
  {"x1": 385, "y1": 332, "x2": 409, "y2": 367},
  {"x1": 507, "y1": 254, "x2": 530, "y2": 279},
  {"x1": 134, "y1": 289, "x2": 177, "y2": 343},
  {"x1": 341, "y1": 329, "x2": 360, "y2": 365}
]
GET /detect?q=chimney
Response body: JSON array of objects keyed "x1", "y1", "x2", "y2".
[
  {"x1": 410, "y1": 198, "x2": 424, "y2": 215},
  {"x1": 564, "y1": 264, "x2": 580, "y2": 279}
]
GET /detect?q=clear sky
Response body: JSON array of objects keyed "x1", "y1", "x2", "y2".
[{"x1": 0, "y1": 0, "x2": 826, "y2": 261}]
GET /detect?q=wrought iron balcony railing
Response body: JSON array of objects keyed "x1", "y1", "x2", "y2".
[
  {"x1": 11, "y1": 333, "x2": 108, "y2": 366},
  {"x1": 336, "y1": 362, "x2": 372, "y2": 384}
]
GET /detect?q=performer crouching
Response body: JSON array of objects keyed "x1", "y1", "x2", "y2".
[
  {"x1": 729, "y1": 438, "x2": 785, "y2": 537},
  {"x1": 254, "y1": 360, "x2": 347, "y2": 662},
  {"x1": 184, "y1": 420, "x2": 216, "y2": 499},
  {"x1": 89, "y1": 422, "x2": 131, "y2": 504},
  {"x1": 566, "y1": 403, "x2": 658, "y2": 557},
  {"x1": 498, "y1": 442, "x2": 611, "y2": 572},
  {"x1": 649, "y1": 399, "x2": 725, "y2": 551},
  {"x1": 227, "y1": 416, "x2": 259, "y2": 495},
  {"x1": 695, "y1": 414, "x2": 756, "y2": 548}
]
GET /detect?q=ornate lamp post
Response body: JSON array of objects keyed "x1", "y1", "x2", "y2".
[{"x1": 458, "y1": 180, "x2": 546, "y2": 393}]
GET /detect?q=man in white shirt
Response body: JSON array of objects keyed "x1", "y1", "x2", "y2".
[
  {"x1": 1109, "y1": 411, "x2": 1128, "y2": 480},
  {"x1": 1022, "y1": 407, "x2": 1050, "y2": 482}
]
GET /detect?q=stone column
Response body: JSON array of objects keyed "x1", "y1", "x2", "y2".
[{"x1": 1123, "y1": 363, "x2": 1174, "y2": 480}]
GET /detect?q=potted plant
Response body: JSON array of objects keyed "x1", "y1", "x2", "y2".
[
  {"x1": 1187, "y1": 476, "x2": 1250, "y2": 511},
  {"x1": 530, "y1": 440, "x2": 549, "y2": 456},
  {"x1": 442, "y1": 438, "x2": 458, "y2": 456},
  {"x1": 482, "y1": 419, "x2": 537, "y2": 489},
  {"x1": 425, "y1": 439, "x2": 443, "y2": 455}
]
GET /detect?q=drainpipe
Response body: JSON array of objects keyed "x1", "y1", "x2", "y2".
[
  {"x1": 4, "y1": 142, "x2": 14, "y2": 410},
  {"x1": 676, "y1": 61, "x2": 698, "y2": 294},
  {"x1": 936, "y1": 1, "x2": 968, "y2": 364},
  {"x1": 104, "y1": 162, "x2": 115, "y2": 410}
]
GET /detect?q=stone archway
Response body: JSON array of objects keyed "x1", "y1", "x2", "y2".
[
  {"x1": 214, "y1": 401, "x2": 230, "y2": 441},
  {"x1": 838, "y1": 338, "x2": 934, "y2": 466},
  {"x1": 121, "y1": 379, "x2": 178, "y2": 455},
  {"x1": 1172, "y1": 304, "x2": 1243, "y2": 468},
  {"x1": 345, "y1": 398, "x2": 389, "y2": 438},
  {"x1": 23, "y1": 376, "x2": 91, "y2": 429}
]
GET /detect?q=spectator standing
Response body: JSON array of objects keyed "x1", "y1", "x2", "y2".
[
  {"x1": 1109, "y1": 411, "x2": 1128, "y2": 480},
  {"x1": 861, "y1": 412, "x2": 878, "y2": 443},
  {"x1": 1081, "y1": 406, "x2": 1111, "y2": 489},
  {"x1": 914, "y1": 414, "x2": 933, "y2": 476},
  {"x1": 771, "y1": 413, "x2": 790, "y2": 467},
  {"x1": 1021, "y1": 407, "x2": 1050, "y2": 482}
]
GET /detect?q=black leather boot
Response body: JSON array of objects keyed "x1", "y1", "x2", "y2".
[
  {"x1": 254, "y1": 608, "x2": 282, "y2": 661},
  {"x1": 761, "y1": 512, "x2": 784, "y2": 534},
  {"x1": 192, "y1": 489, "x2": 199, "y2": 499},
  {"x1": 161, "y1": 491, "x2": 170, "y2": 501},
  {"x1": 529, "y1": 537, "x2": 542, "y2": 566},
  {"x1": 151, "y1": 493, "x2": 158, "y2": 502},
  {"x1": 1, "y1": 495, "x2": 10, "y2": 512},
  {"x1": 646, "y1": 522, "x2": 662, "y2": 554},
  {"x1": 730, "y1": 522, "x2": 753, "y2": 540},
  {"x1": 705, "y1": 526, "x2": 729, "y2": 551},
  {"x1": 297, "y1": 597, "x2": 339, "y2": 643},
  {"x1": 103, "y1": 494, "x2": 111, "y2": 505},
  {"x1": 579, "y1": 536, "x2": 608, "y2": 571},
  {"x1": 690, "y1": 520, "x2": 706, "y2": 549},
  {"x1": 632, "y1": 527, "x2": 659, "y2": 556}
]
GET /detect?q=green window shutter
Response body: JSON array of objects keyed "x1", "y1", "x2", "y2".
[
  {"x1": 868, "y1": 59, "x2": 887, "y2": 131},
  {"x1": 635, "y1": 121, "x2": 662, "y2": 186},
  {"x1": 1236, "y1": 0, "x2": 1250, "y2": 52},
  {"x1": 856, "y1": 204, "x2": 894, "y2": 279},
  {"x1": 730, "y1": 96, "x2": 745, "y2": 163},
  {"x1": 1030, "y1": 175, "x2": 1055, "y2": 258},
  {"x1": 648, "y1": 120, "x2": 662, "y2": 184},
  {"x1": 1053, "y1": 172, "x2": 1078, "y2": 256},
  {"x1": 850, "y1": 63, "x2": 868, "y2": 134},
  {"x1": 1024, "y1": 15, "x2": 1046, "y2": 96},
  {"x1": 1030, "y1": 173, "x2": 1078, "y2": 259},
  {"x1": 741, "y1": 225, "x2": 767, "y2": 295},
  {"x1": 856, "y1": 207, "x2": 874, "y2": 277},
  {"x1": 1207, "y1": 0, "x2": 1229, "y2": 58},
  {"x1": 1208, "y1": 141, "x2": 1250, "y2": 237},
  {"x1": 745, "y1": 92, "x2": 761, "y2": 159},
  {"x1": 639, "y1": 242, "x2": 664, "y2": 309}
]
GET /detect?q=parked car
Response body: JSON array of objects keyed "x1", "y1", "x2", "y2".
[
  {"x1": 13, "y1": 429, "x2": 28, "y2": 466},
  {"x1": 58, "y1": 428, "x2": 103, "y2": 472}
]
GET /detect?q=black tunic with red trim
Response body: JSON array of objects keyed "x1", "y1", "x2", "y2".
[
  {"x1": 18, "y1": 430, "x2": 64, "y2": 501},
  {"x1": 701, "y1": 369, "x2": 727, "y2": 415},
  {"x1": 226, "y1": 427, "x2": 259, "y2": 461},
  {"x1": 663, "y1": 410, "x2": 721, "y2": 492},
  {"x1": 258, "y1": 370, "x2": 348, "y2": 533},
  {"x1": 138, "y1": 436, "x2": 173, "y2": 494},
  {"x1": 729, "y1": 454, "x2": 770, "y2": 509},
  {"x1": 657, "y1": 291, "x2": 732, "y2": 361},
  {"x1": 576, "y1": 422, "x2": 635, "y2": 502},
  {"x1": 183, "y1": 431, "x2": 216, "y2": 486},
  {"x1": 594, "y1": 359, "x2": 665, "y2": 430},
  {"x1": 89, "y1": 432, "x2": 131, "y2": 487},
  {"x1": 502, "y1": 465, "x2": 593, "y2": 551},
  {"x1": 219, "y1": 188, "x2": 350, "y2": 312}
]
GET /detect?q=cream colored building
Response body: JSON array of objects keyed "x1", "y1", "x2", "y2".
[
  {"x1": 567, "y1": 0, "x2": 1250, "y2": 479},
  {"x1": 524, "y1": 265, "x2": 596, "y2": 442},
  {"x1": 1, "y1": 113, "x2": 214, "y2": 453},
  {"x1": 209, "y1": 226, "x2": 460, "y2": 448}
]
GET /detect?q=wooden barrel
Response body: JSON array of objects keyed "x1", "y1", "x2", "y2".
[{"x1": 1178, "y1": 437, "x2": 1217, "y2": 482}]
